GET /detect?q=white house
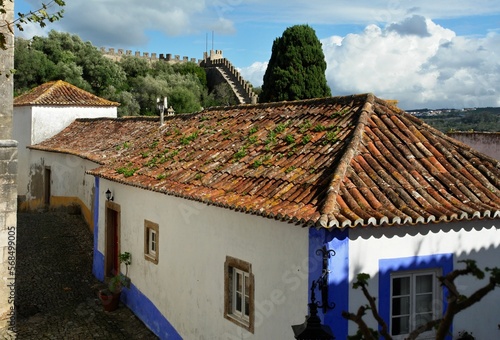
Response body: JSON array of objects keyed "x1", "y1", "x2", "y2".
[
  {"x1": 13, "y1": 80, "x2": 118, "y2": 218},
  {"x1": 28, "y1": 93, "x2": 500, "y2": 339}
]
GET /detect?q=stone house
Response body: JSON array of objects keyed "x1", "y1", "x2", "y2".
[{"x1": 24, "y1": 92, "x2": 500, "y2": 339}]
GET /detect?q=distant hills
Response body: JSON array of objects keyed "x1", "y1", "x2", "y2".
[{"x1": 408, "y1": 107, "x2": 500, "y2": 132}]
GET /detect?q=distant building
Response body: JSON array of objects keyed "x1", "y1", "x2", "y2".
[{"x1": 13, "y1": 80, "x2": 118, "y2": 222}]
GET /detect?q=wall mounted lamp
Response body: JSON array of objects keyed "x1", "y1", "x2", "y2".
[
  {"x1": 105, "y1": 189, "x2": 114, "y2": 201},
  {"x1": 291, "y1": 245, "x2": 336, "y2": 339},
  {"x1": 316, "y1": 246, "x2": 336, "y2": 313}
]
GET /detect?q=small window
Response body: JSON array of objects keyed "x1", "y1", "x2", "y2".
[
  {"x1": 224, "y1": 256, "x2": 254, "y2": 333},
  {"x1": 144, "y1": 220, "x2": 159, "y2": 264},
  {"x1": 391, "y1": 270, "x2": 440, "y2": 338}
]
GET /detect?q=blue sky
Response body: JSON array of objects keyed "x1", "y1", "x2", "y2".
[{"x1": 15, "y1": 0, "x2": 500, "y2": 110}]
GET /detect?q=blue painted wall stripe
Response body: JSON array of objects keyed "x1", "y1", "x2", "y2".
[
  {"x1": 309, "y1": 227, "x2": 349, "y2": 339},
  {"x1": 92, "y1": 176, "x2": 104, "y2": 281},
  {"x1": 379, "y1": 253, "x2": 453, "y2": 340},
  {"x1": 121, "y1": 282, "x2": 182, "y2": 339}
]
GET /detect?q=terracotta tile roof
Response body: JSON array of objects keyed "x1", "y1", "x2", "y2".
[
  {"x1": 31, "y1": 94, "x2": 500, "y2": 228},
  {"x1": 14, "y1": 80, "x2": 119, "y2": 107}
]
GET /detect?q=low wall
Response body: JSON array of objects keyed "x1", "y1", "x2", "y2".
[{"x1": 448, "y1": 132, "x2": 500, "y2": 160}]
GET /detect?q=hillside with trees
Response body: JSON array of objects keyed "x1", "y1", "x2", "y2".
[
  {"x1": 14, "y1": 31, "x2": 229, "y2": 116},
  {"x1": 412, "y1": 107, "x2": 500, "y2": 132}
]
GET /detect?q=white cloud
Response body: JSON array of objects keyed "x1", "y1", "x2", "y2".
[
  {"x1": 19, "y1": 0, "x2": 235, "y2": 46},
  {"x1": 240, "y1": 15, "x2": 500, "y2": 109},
  {"x1": 238, "y1": 61, "x2": 268, "y2": 88},
  {"x1": 321, "y1": 16, "x2": 500, "y2": 109}
]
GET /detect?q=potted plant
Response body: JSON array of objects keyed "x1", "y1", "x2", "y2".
[{"x1": 98, "y1": 252, "x2": 131, "y2": 311}]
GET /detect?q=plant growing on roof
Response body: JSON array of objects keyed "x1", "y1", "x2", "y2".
[
  {"x1": 323, "y1": 127, "x2": 340, "y2": 145},
  {"x1": 284, "y1": 134, "x2": 295, "y2": 144},
  {"x1": 116, "y1": 165, "x2": 137, "y2": 177},
  {"x1": 233, "y1": 147, "x2": 247, "y2": 161},
  {"x1": 302, "y1": 134, "x2": 312, "y2": 145}
]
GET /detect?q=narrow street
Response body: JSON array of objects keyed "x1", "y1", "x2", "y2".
[{"x1": 14, "y1": 211, "x2": 158, "y2": 339}]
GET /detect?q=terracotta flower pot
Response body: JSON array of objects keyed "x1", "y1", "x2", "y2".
[{"x1": 98, "y1": 289, "x2": 121, "y2": 312}]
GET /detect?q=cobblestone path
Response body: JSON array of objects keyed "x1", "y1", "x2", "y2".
[{"x1": 13, "y1": 211, "x2": 158, "y2": 339}]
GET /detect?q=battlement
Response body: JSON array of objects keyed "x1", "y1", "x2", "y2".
[
  {"x1": 100, "y1": 47, "x2": 201, "y2": 64},
  {"x1": 200, "y1": 55, "x2": 258, "y2": 104}
]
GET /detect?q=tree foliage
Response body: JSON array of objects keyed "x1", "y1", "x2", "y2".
[
  {"x1": 15, "y1": 31, "x2": 126, "y2": 96},
  {"x1": 343, "y1": 260, "x2": 500, "y2": 340},
  {"x1": 260, "y1": 24, "x2": 331, "y2": 103},
  {"x1": 14, "y1": 31, "x2": 232, "y2": 116}
]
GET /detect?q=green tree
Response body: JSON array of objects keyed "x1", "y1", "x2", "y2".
[
  {"x1": 260, "y1": 24, "x2": 331, "y2": 103},
  {"x1": 14, "y1": 31, "x2": 126, "y2": 96},
  {"x1": 119, "y1": 56, "x2": 150, "y2": 80}
]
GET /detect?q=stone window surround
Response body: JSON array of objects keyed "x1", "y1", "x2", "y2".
[{"x1": 224, "y1": 256, "x2": 254, "y2": 333}]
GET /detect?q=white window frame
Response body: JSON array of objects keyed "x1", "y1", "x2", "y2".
[
  {"x1": 390, "y1": 269, "x2": 441, "y2": 339},
  {"x1": 224, "y1": 256, "x2": 254, "y2": 333},
  {"x1": 231, "y1": 267, "x2": 250, "y2": 322},
  {"x1": 144, "y1": 220, "x2": 159, "y2": 264}
]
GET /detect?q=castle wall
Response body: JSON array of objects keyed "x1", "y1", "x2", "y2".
[
  {"x1": 202, "y1": 56, "x2": 258, "y2": 104},
  {"x1": 100, "y1": 47, "x2": 201, "y2": 64}
]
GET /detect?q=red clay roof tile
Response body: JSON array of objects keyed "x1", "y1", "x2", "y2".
[
  {"x1": 14, "y1": 80, "x2": 119, "y2": 107},
  {"x1": 30, "y1": 94, "x2": 500, "y2": 228}
]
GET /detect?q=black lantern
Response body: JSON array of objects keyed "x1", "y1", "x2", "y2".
[
  {"x1": 105, "y1": 189, "x2": 113, "y2": 201},
  {"x1": 292, "y1": 279, "x2": 335, "y2": 339}
]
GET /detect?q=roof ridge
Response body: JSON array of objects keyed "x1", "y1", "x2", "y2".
[
  {"x1": 204, "y1": 94, "x2": 373, "y2": 111},
  {"x1": 36, "y1": 80, "x2": 62, "y2": 103},
  {"x1": 318, "y1": 93, "x2": 375, "y2": 228},
  {"x1": 14, "y1": 80, "x2": 120, "y2": 107}
]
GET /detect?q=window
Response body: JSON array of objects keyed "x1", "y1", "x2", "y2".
[
  {"x1": 391, "y1": 270, "x2": 439, "y2": 337},
  {"x1": 379, "y1": 254, "x2": 452, "y2": 340},
  {"x1": 224, "y1": 256, "x2": 254, "y2": 333},
  {"x1": 144, "y1": 220, "x2": 159, "y2": 264}
]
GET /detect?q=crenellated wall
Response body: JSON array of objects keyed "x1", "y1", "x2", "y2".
[
  {"x1": 100, "y1": 47, "x2": 201, "y2": 64},
  {"x1": 201, "y1": 53, "x2": 258, "y2": 104},
  {"x1": 101, "y1": 47, "x2": 259, "y2": 104}
]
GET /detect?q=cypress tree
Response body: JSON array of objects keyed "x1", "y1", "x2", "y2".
[{"x1": 260, "y1": 24, "x2": 331, "y2": 103}]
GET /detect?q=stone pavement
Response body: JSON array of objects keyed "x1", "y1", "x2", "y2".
[{"x1": 12, "y1": 211, "x2": 158, "y2": 339}]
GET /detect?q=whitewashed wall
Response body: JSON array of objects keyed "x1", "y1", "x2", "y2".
[
  {"x1": 28, "y1": 150, "x2": 98, "y2": 223},
  {"x1": 31, "y1": 106, "x2": 117, "y2": 144},
  {"x1": 13, "y1": 105, "x2": 117, "y2": 198},
  {"x1": 98, "y1": 180, "x2": 311, "y2": 339},
  {"x1": 348, "y1": 221, "x2": 500, "y2": 338}
]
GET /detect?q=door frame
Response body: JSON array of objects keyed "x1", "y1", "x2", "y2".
[
  {"x1": 104, "y1": 200, "x2": 121, "y2": 278},
  {"x1": 44, "y1": 166, "x2": 51, "y2": 207}
]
